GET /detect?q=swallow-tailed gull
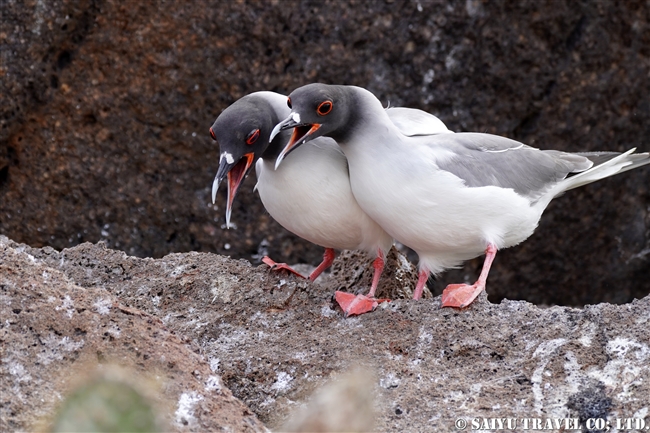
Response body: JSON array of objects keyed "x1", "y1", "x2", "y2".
[{"x1": 272, "y1": 83, "x2": 650, "y2": 314}]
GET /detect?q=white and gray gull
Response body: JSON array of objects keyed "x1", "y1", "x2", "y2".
[
  {"x1": 272, "y1": 83, "x2": 650, "y2": 314},
  {"x1": 210, "y1": 91, "x2": 452, "y2": 312}
]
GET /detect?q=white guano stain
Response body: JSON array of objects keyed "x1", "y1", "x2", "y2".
[
  {"x1": 588, "y1": 337, "x2": 650, "y2": 400},
  {"x1": 531, "y1": 338, "x2": 567, "y2": 415},
  {"x1": 270, "y1": 372, "x2": 293, "y2": 392},
  {"x1": 175, "y1": 391, "x2": 203, "y2": 427},
  {"x1": 205, "y1": 375, "x2": 222, "y2": 392},
  {"x1": 37, "y1": 334, "x2": 85, "y2": 366},
  {"x1": 7, "y1": 361, "x2": 32, "y2": 383},
  {"x1": 55, "y1": 295, "x2": 75, "y2": 318},
  {"x1": 93, "y1": 298, "x2": 112, "y2": 315}
]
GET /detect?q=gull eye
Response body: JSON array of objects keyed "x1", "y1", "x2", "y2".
[
  {"x1": 209, "y1": 127, "x2": 216, "y2": 141},
  {"x1": 317, "y1": 100, "x2": 333, "y2": 116},
  {"x1": 246, "y1": 129, "x2": 260, "y2": 145},
  {"x1": 287, "y1": 97, "x2": 292, "y2": 109}
]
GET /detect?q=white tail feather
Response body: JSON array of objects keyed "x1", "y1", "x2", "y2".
[{"x1": 559, "y1": 148, "x2": 646, "y2": 193}]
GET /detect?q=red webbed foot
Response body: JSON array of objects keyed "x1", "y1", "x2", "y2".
[
  {"x1": 262, "y1": 256, "x2": 306, "y2": 279},
  {"x1": 335, "y1": 291, "x2": 390, "y2": 317},
  {"x1": 441, "y1": 283, "x2": 484, "y2": 308},
  {"x1": 440, "y1": 243, "x2": 496, "y2": 308}
]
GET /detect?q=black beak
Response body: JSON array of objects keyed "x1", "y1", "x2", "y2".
[
  {"x1": 269, "y1": 114, "x2": 301, "y2": 143},
  {"x1": 271, "y1": 114, "x2": 321, "y2": 170},
  {"x1": 212, "y1": 152, "x2": 255, "y2": 228},
  {"x1": 212, "y1": 158, "x2": 235, "y2": 204}
]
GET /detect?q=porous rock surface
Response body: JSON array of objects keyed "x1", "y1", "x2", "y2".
[
  {"x1": 0, "y1": 236, "x2": 267, "y2": 433},
  {"x1": 2, "y1": 235, "x2": 648, "y2": 432},
  {"x1": 1, "y1": 1, "x2": 649, "y2": 307},
  {"x1": 330, "y1": 247, "x2": 432, "y2": 301}
]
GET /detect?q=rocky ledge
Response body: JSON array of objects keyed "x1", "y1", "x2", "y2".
[{"x1": 1, "y1": 235, "x2": 648, "y2": 432}]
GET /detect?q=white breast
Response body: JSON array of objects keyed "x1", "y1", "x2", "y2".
[
  {"x1": 343, "y1": 129, "x2": 542, "y2": 275},
  {"x1": 255, "y1": 138, "x2": 392, "y2": 255}
]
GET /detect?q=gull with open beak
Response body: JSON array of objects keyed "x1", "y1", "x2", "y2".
[
  {"x1": 273, "y1": 83, "x2": 650, "y2": 312},
  {"x1": 211, "y1": 91, "x2": 452, "y2": 315}
]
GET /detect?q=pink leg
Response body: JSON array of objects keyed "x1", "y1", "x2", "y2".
[
  {"x1": 308, "y1": 248, "x2": 336, "y2": 282},
  {"x1": 441, "y1": 243, "x2": 497, "y2": 308},
  {"x1": 367, "y1": 251, "x2": 385, "y2": 298},
  {"x1": 335, "y1": 249, "x2": 390, "y2": 317},
  {"x1": 413, "y1": 269, "x2": 429, "y2": 300}
]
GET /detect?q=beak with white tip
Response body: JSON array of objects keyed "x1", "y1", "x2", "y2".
[
  {"x1": 212, "y1": 152, "x2": 255, "y2": 228},
  {"x1": 273, "y1": 114, "x2": 321, "y2": 170}
]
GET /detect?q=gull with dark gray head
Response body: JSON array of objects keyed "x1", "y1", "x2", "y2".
[
  {"x1": 272, "y1": 83, "x2": 650, "y2": 313},
  {"x1": 211, "y1": 91, "x2": 452, "y2": 312}
]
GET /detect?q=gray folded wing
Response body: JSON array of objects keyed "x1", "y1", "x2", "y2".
[
  {"x1": 386, "y1": 107, "x2": 452, "y2": 137},
  {"x1": 432, "y1": 133, "x2": 601, "y2": 202}
]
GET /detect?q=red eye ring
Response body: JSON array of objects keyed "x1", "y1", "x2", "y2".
[
  {"x1": 246, "y1": 129, "x2": 260, "y2": 145},
  {"x1": 287, "y1": 97, "x2": 292, "y2": 109},
  {"x1": 209, "y1": 127, "x2": 216, "y2": 141},
  {"x1": 317, "y1": 100, "x2": 333, "y2": 116}
]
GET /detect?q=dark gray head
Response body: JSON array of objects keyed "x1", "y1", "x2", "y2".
[
  {"x1": 271, "y1": 84, "x2": 356, "y2": 168},
  {"x1": 209, "y1": 93, "x2": 289, "y2": 227}
]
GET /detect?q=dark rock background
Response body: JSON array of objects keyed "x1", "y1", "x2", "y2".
[{"x1": 1, "y1": 0, "x2": 649, "y2": 306}]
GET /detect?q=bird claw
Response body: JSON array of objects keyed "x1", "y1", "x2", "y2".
[
  {"x1": 262, "y1": 256, "x2": 306, "y2": 279},
  {"x1": 334, "y1": 291, "x2": 390, "y2": 317},
  {"x1": 441, "y1": 283, "x2": 484, "y2": 308}
]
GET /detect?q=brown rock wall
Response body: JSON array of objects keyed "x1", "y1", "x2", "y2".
[{"x1": 1, "y1": 1, "x2": 649, "y2": 305}]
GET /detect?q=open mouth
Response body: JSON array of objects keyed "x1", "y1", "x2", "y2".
[
  {"x1": 290, "y1": 124, "x2": 321, "y2": 148},
  {"x1": 274, "y1": 117, "x2": 322, "y2": 170},
  {"x1": 225, "y1": 152, "x2": 254, "y2": 227}
]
